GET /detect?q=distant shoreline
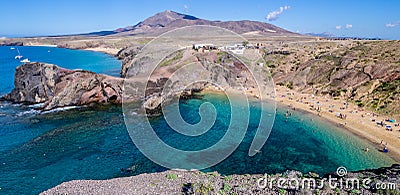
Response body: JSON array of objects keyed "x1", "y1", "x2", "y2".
[
  {"x1": 83, "y1": 47, "x2": 121, "y2": 55},
  {"x1": 23, "y1": 43, "x2": 121, "y2": 56},
  {"x1": 28, "y1": 44, "x2": 58, "y2": 47}
]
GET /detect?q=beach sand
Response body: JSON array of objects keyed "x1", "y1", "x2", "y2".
[
  {"x1": 274, "y1": 85, "x2": 400, "y2": 162},
  {"x1": 23, "y1": 42, "x2": 58, "y2": 47},
  {"x1": 84, "y1": 47, "x2": 120, "y2": 55},
  {"x1": 24, "y1": 42, "x2": 121, "y2": 56}
]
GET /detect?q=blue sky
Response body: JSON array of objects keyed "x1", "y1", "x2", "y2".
[{"x1": 0, "y1": 0, "x2": 399, "y2": 39}]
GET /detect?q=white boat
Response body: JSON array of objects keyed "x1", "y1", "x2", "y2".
[
  {"x1": 20, "y1": 58, "x2": 30, "y2": 63},
  {"x1": 10, "y1": 47, "x2": 15, "y2": 50},
  {"x1": 14, "y1": 48, "x2": 23, "y2": 59}
]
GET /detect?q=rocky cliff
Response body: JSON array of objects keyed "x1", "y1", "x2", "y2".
[
  {"x1": 116, "y1": 45, "x2": 143, "y2": 77},
  {"x1": 2, "y1": 62, "x2": 124, "y2": 110},
  {"x1": 264, "y1": 40, "x2": 400, "y2": 119},
  {"x1": 120, "y1": 48, "x2": 269, "y2": 115},
  {"x1": 2, "y1": 53, "x2": 253, "y2": 113},
  {"x1": 0, "y1": 41, "x2": 24, "y2": 46}
]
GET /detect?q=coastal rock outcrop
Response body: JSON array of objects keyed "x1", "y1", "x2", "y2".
[
  {"x1": 116, "y1": 45, "x2": 143, "y2": 78},
  {"x1": 2, "y1": 62, "x2": 203, "y2": 113},
  {"x1": 2, "y1": 62, "x2": 124, "y2": 110},
  {"x1": 0, "y1": 41, "x2": 24, "y2": 46}
]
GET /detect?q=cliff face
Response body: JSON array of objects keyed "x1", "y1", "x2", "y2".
[
  {"x1": 3, "y1": 54, "x2": 251, "y2": 113},
  {"x1": 4, "y1": 62, "x2": 59, "y2": 103},
  {"x1": 0, "y1": 41, "x2": 23, "y2": 46},
  {"x1": 2, "y1": 62, "x2": 124, "y2": 110},
  {"x1": 265, "y1": 40, "x2": 400, "y2": 118},
  {"x1": 116, "y1": 45, "x2": 143, "y2": 78},
  {"x1": 119, "y1": 48, "x2": 267, "y2": 115}
]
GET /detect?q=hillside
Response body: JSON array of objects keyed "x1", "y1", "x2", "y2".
[{"x1": 263, "y1": 40, "x2": 400, "y2": 118}]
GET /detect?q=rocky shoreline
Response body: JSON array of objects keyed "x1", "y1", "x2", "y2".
[
  {"x1": 42, "y1": 164, "x2": 400, "y2": 194},
  {"x1": 0, "y1": 41, "x2": 23, "y2": 46},
  {"x1": 1, "y1": 46, "x2": 267, "y2": 114},
  {"x1": 1, "y1": 62, "x2": 124, "y2": 110}
]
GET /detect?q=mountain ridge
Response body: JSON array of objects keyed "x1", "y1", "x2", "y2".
[{"x1": 101, "y1": 10, "x2": 299, "y2": 37}]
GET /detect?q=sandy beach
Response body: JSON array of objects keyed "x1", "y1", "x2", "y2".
[
  {"x1": 24, "y1": 42, "x2": 58, "y2": 47},
  {"x1": 274, "y1": 85, "x2": 400, "y2": 162},
  {"x1": 23, "y1": 42, "x2": 121, "y2": 56},
  {"x1": 84, "y1": 47, "x2": 121, "y2": 55}
]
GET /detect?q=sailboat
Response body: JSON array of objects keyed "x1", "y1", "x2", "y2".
[
  {"x1": 14, "y1": 48, "x2": 23, "y2": 60},
  {"x1": 20, "y1": 58, "x2": 30, "y2": 63}
]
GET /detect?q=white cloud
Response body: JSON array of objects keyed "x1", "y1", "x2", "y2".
[
  {"x1": 386, "y1": 21, "x2": 400, "y2": 28},
  {"x1": 266, "y1": 6, "x2": 290, "y2": 21},
  {"x1": 183, "y1": 5, "x2": 189, "y2": 12},
  {"x1": 336, "y1": 24, "x2": 352, "y2": 30}
]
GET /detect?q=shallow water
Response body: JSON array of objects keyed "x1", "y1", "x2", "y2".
[{"x1": 0, "y1": 47, "x2": 395, "y2": 194}]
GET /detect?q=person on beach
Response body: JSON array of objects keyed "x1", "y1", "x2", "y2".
[{"x1": 383, "y1": 147, "x2": 389, "y2": 153}]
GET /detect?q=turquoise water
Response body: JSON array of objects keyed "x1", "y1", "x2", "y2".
[{"x1": 0, "y1": 46, "x2": 396, "y2": 194}]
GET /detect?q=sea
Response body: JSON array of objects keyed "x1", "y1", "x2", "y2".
[{"x1": 0, "y1": 46, "x2": 396, "y2": 194}]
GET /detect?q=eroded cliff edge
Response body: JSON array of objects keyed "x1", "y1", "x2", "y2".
[
  {"x1": 2, "y1": 48, "x2": 267, "y2": 113},
  {"x1": 2, "y1": 62, "x2": 124, "y2": 110}
]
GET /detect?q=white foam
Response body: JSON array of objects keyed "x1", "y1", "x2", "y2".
[
  {"x1": 16, "y1": 109, "x2": 40, "y2": 117},
  {"x1": 12, "y1": 103, "x2": 23, "y2": 107},
  {"x1": 28, "y1": 103, "x2": 45, "y2": 108},
  {"x1": 40, "y1": 106, "x2": 81, "y2": 114}
]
